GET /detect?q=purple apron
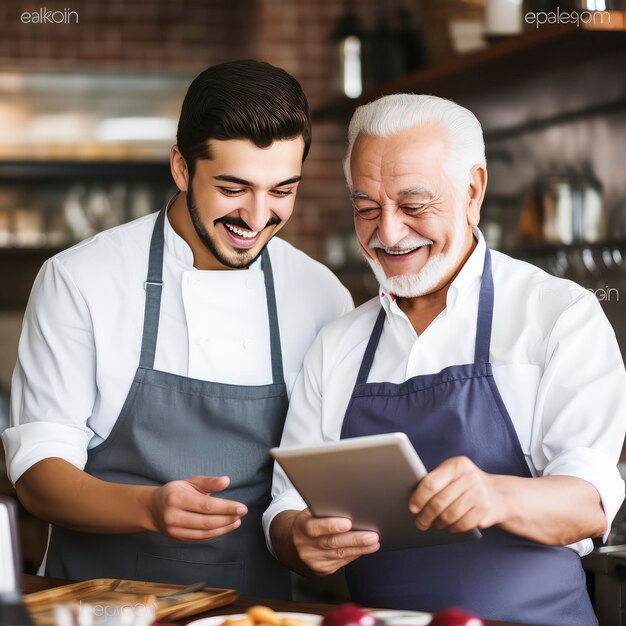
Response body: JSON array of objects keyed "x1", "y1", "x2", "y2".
[{"x1": 340, "y1": 247, "x2": 597, "y2": 626}]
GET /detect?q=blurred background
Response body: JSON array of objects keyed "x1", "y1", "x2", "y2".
[{"x1": 1, "y1": 0, "x2": 626, "y2": 608}]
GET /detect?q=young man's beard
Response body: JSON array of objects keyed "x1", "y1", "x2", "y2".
[{"x1": 185, "y1": 183, "x2": 277, "y2": 270}]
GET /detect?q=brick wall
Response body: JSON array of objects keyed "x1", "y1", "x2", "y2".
[
  {"x1": 251, "y1": 0, "x2": 382, "y2": 264},
  {"x1": 0, "y1": 0, "x2": 256, "y2": 69},
  {"x1": 0, "y1": 0, "x2": 385, "y2": 268}
]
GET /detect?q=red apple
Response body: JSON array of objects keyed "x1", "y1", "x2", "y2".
[
  {"x1": 322, "y1": 604, "x2": 378, "y2": 626},
  {"x1": 429, "y1": 608, "x2": 483, "y2": 626}
]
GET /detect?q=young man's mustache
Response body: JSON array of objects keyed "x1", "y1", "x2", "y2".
[{"x1": 215, "y1": 216, "x2": 281, "y2": 230}]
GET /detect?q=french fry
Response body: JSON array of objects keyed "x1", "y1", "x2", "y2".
[
  {"x1": 281, "y1": 619, "x2": 311, "y2": 626},
  {"x1": 223, "y1": 618, "x2": 253, "y2": 626},
  {"x1": 236, "y1": 605, "x2": 313, "y2": 626},
  {"x1": 247, "y1": 607, "x2": 281, "y2": 626}
]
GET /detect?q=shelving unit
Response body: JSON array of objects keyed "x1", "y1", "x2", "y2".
[
  {"x1": 500, "y1": 239, "x2": 626, "y2": 258},
  {"x1": 313, "y1": 20, "x2": 626, "y2": 125},
  {"x1": 0, "y1": 160, "x2": 171, "y2": 182},
  {"x1": 0, "y1": 160, "x2": 174, "y2": 309}
]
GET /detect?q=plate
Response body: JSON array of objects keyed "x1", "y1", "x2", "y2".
[
  {"x1": 370, "y1": 610, "x2": 432, "y2": 626},
  {"x1": 187, "y1": 613, "x2": 323, "y2": 626}
]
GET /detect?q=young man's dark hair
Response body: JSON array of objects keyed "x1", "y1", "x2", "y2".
[{"x1": 177, "y1": 59, "x2": 312, "y2": 178}]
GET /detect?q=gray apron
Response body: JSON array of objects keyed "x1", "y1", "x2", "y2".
[{"x1": 45, "y1": 208, "x2": 291, "y2": 599}]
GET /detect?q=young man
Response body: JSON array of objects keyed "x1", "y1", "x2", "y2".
[
  {"x1": 266, "y1": 94, "x2": 626, "y2": 623},
  {"x1": 3, "y1": 60, "x2": 352, "y2": 598}
]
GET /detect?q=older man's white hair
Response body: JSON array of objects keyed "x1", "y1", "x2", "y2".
[{"x1": 343, "y1": 93, "x2": 486, "y2": 193}]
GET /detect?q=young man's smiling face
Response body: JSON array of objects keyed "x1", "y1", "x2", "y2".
[{"x1": 179, "y1": 137, "x2": 304, "y2": 269}]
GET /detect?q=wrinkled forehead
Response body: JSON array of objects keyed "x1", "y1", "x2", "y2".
[{"x1": 350, "y1": 125, "x2": 450, "y2": 190}]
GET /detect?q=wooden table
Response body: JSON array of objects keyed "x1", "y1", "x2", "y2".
[{"x1": 22, "y1": 575, "x2": 526, "y2": 626}]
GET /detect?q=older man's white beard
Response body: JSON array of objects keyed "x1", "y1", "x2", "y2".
[{"x1": 365, "y1": 228, "x2": 466, "y2": 298}]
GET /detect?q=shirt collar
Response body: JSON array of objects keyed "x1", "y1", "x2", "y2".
[
  {"x1": 446, "y1": 226, "x2": 485, "y2": 308},
  {"x1": 378, "y1": 226, "x2": 486, "y2": 315},
  {"x1": 163, "y1": 194, "x2": 262, "y2": 272}
]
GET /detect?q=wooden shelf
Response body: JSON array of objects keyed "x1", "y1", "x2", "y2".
[
  {"x1": 313, "y1": 20, "x2": 626, "y2": 124},
  {"x1": 0, "y1": 160, "x2": 171, "y2": 183},
  {"x1": 0, "y1": 162, "x2": 174, "y2": 309},
  {"x1": 499, "y1": 239, "x2": 626, "y2": 258}
]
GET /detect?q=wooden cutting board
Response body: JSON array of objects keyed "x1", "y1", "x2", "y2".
[{"x1": 24, "y1": 578, "x2": 238, "y2": 625}]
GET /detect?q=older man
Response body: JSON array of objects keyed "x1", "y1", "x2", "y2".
[{"x1": 264, "y1": 94, "x2": 626, "y2": 624}]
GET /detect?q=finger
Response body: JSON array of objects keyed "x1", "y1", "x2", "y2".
[
  {"x1": 185, "y1": 475, "x2": 231, "y2": 494},
  {"x1": 319, "y1": 531, "x2": 379, "y2": 551},
  {"x1": 178, "y1": 490, "x2": 248, "y2": 517},
  {"x1": 433, "y1": 490, "x2": 476, "y2": 530},
  {"x1": 325, "y1": 543, "x2": 380, "y2": 561},
  {"x1": 409, "y1": 457, "x2": 471, "y2": 513},
  {"x1": 447, "y1": 507, "x2": 481, "y2": 534},
  {"x1": 415, "y1": 477, "x2": 470, "y2": 530},
  {"x1": 173, "y1": 518, "x2": 242, "y2": 541},
  {"x1": 303, "y1": 516, "x2": 352, "y2": 538},
  {"x1": 164, "y1": 509, "x2": 243, "y2": 531}
]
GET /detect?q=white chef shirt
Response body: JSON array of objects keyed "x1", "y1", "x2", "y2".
[
  {"x1": 3, "y1": 204, "x2": 354, "y2": 485},
  {"x1": 264, "y1": 228, "x2": 626, "y2": 557}
]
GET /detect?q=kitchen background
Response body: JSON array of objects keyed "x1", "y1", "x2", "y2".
[{"x1": 1, "y1": 0, "x2": 626, "y2": 614}]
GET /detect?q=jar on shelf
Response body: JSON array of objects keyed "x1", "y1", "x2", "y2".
[{"x1": 580, "y1": 163, "x2": 605, "y2": 244}]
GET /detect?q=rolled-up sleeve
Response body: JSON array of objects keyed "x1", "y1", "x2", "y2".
[
  {"x1": 535, "y1": 289, "x2": 626, "y2": 542},
  {"x1": 2, "y1": 257, "x2": 96, "y2": 485},
  {"x1": 262, "y1": 476, "x2": 307, "y2": 556}
]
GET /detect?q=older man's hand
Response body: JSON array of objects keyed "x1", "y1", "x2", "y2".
[
  {"x1": 409, "y1": 456, "x2": 507, "y2": 533},
  {"x1": 289, "y1": 508, "x2": 380, "y2": 575}
]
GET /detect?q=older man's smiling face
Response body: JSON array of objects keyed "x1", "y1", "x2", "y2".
[{"x1": 350, "y1": 124, "x2": 477, "y2": 297}]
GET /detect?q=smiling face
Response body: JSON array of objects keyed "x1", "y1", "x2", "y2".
[
  {"x1": 350, "y1": 124, "x2": 481, "y2": 297},
  {"x1": 172, "y1": 137, "x2": 304, "y2": 269}
]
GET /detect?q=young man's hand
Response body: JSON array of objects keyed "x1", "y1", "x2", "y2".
[{"x1": 149, "y1": 475, "x2": 247, "y2": 541}]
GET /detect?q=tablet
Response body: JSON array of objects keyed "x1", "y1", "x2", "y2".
[{"x1": 270, "y1": 432, "x2": 482, "y2": 551}]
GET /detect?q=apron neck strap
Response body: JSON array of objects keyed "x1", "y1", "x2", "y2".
[
  {"x1": 356, "y1": 245, "x2": 495, "y2": 384},
  {"x1": 139, "y1": 209, "x2": 285, "y2": 385},
  {"x1": 474, "y1": 246, "x2": 494, "y2": 364},
  {"x1": 139, "y1": 209, "x2": 166, "y2": 369},
  {"x1": 355, "y1": 307, "x2": 386, "y2": 385},
  {"x1": 260, "y1": 247, "x2": 285, "y2": 385}
]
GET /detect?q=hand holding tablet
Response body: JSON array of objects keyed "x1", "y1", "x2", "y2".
[{"x1": 271, "y1": 433, "x2": 482, "y2": 551}]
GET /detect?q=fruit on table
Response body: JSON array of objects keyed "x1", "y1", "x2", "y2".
[
  {"x1": 321, "y1": 604, "x2": 378, "y2": 626},
  {"x1": 429, "y1": 608, "x2": 484, "y2": 626}
]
